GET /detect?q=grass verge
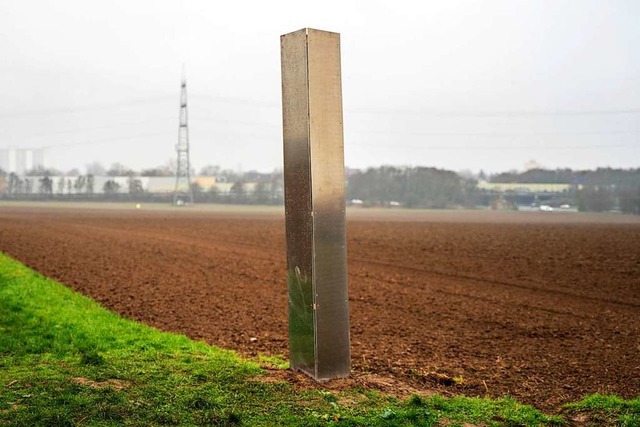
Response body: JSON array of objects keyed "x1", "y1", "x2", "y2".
[
  {"x1": 0, "y1": 252, "x2": 633, "y2": 426},
  {"x1": 561, "y1": 394, "x2": 640, "y2": 426}
]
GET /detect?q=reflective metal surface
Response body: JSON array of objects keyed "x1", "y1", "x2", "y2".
[{"x1": 281, "y1": 28, "x2": 350, "y2": 381}]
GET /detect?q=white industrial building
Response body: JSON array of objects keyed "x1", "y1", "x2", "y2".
[{"x1": 0, "y1": 148, "x2": 46, "y2": 175}]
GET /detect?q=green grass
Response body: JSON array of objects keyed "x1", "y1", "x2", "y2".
[
  {"x1": 562, "y1": 394, "x2": 640, "y2": 426},
  {"x1": 0, "y1": 252, "x2": 633, "y2": 426}
]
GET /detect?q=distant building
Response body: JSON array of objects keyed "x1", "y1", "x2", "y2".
[
  {"x1": 0, "y1": 148, "x2": 46, "y2": 174},
  {"x1": 478, "y1": 182, "x2": 574, "y2": 209},
  {"x1": 477, "y1": 182, "x2": 572, "y2": 193}
]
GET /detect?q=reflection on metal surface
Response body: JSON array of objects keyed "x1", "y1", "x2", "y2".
[
  {"x1": 287, "y1": 268, "x2": 315, "y2": 369},
  {"x1": 281, "y1": 28, "x2": 350, "y2": 381}
]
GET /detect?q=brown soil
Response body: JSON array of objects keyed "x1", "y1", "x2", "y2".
[{"x1": 0, "y1": 205, "x2": 638, "y2": 409}]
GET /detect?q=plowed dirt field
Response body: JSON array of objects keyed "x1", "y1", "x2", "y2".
[{"x1": 1, "y1": 204, "x2": 638, "y2": 409}]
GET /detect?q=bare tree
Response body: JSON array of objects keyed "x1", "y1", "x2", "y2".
[
  {"x1": 199, "y1": 165, "x2": 221, "y2": 176},
  {"x1": 86, "y1": 161, "x2": 106, "y2": 176},
  {"x1": 39, "y1": 176, "x2": 53, "y2": 196},
  {"x1": 24, "y1": 179, "x2": 33, "y2": 195},
  {"x1": 141, "y1": 165, "x2": 173, "y2": 176},
  {"x1": 128, "y1": 177, "x2": 144, "y2": 195},
  {"x1": 103, "y1": 180, "x2": 121, "y2": 196},
  {"x1": 57, "y1": 177, "x2": 65, "y2": 194},
  {"x1": 86, "y1": 174, "x2": 95, "y2": 195},
  {"x1": 107, "y1": 163, "x2": 134, "y2": 177},
  {"x1": 74, "y1": 175, "x2": 86, "y2": 193},
  {"x1": 26, "y1": 166, "x2": 61, "y2": 176},
  {"x1": 7, "y1": 173, "x2": 19, "y2": 195}
]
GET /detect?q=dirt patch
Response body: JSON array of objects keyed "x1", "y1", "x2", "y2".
[
  {"x1": 0, "y1": 205, "x2": 638, "y2": 409},
  {"x1": 72, "y1": 377, "x2": 130, "y2": 390}
]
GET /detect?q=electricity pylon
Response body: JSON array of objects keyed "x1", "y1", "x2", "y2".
[{"x1": 173, "y1": 70, "x2": 194, "y2": 205}]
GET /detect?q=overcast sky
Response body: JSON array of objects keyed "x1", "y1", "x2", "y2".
[{"x1": 1, "y1": 0, "x2": 638, "y2": 175}]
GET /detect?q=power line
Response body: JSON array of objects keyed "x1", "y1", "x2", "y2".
[
  {"x1": 349, "y1": 106, "x2": 640, "y2": 117},
  {"x1": 350, "y1": 143, "x2": 638, "y2": 151},
  {"x1": 21, "y1": 129, "x2": 637, "y2": 151},
  {"x1": 5, "y1": 91, "x2": 638, "y2": 120},
  {"x1": 348, "y1": 129, "x2": 640, "y2": 138},
  {"x1": 189, "y1": 116, "x2": 279, "y2": 128},
  {"x1": 0, "y1": 96, "x2": 175, "y2": 119},
  {"x1": 189, "y1": 94, "x2": 279, "y2": 109},
  {"x1": 0, "y1": 116, "x2": 274, "y2": 143},
  {"x1": 36, "y1": 132, "x2": 169, "y2": 149},
  {"x1": 8, "y1": 119, "x2": 173, "y2": 140},
  {"x1": 2, "y1": 127, "x2": 280, "y2": 151},
  {"x1": 6, "y1": 120, "x2": 635, "y2": 145}
]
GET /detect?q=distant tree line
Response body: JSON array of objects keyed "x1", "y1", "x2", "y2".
[
  {"x1": 488, "y1": 167, "x2": 640, "y2": 214},
  {"x1": 346, "y1": 166, "x2": 640, "y2": 213},
  {"x1": 347, "y1": 166, "x2": 480, "y2": 208},
  {"x1": 1, "y1": 162, "x2": 639, "y2": 214},
  {"x1": 0, "y1": 162, "x2": 285, "y2": 206},
  {"x1": 490, "y1": 168, "x2": 577, "y2": 184},
  {"x1": 3, "y1": 173, "x2": 98, "y2": 199}
]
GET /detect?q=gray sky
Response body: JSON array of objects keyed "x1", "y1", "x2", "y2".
[{"x1": 1, "y1": 0, "x2": 638, "y2": 175}]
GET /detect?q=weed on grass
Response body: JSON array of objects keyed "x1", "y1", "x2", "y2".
[{"x1": 258, "y1": 353, "x2": 290, "y2": 369}]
